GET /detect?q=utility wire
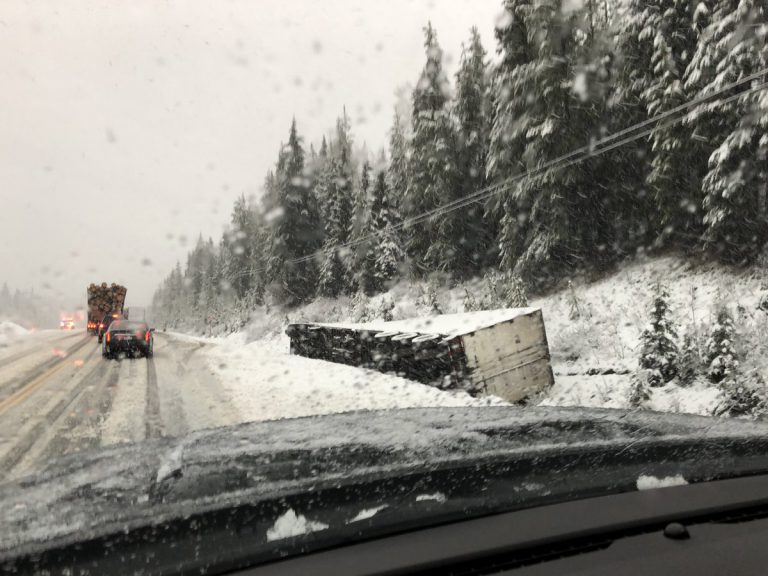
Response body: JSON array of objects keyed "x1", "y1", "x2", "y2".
[{"x1": 234, "y1": 68, "x2": 768, "y2": 274}]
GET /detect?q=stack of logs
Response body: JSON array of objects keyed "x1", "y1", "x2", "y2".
[{"x1": 87, "y1": 283, "x2": 127, "y2": 313}]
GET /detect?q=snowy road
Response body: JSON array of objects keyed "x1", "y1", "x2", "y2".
[
  {"x1": 0, "y1": 328, "x2": 498, "y2": 482},
  {"x1": 0, "y1": 330, "x2": 239, "y2": 482}
]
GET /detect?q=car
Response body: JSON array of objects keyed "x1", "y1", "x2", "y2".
[
  {"x1": 59, "y1": 318, "x2": 75, "y2": 330},
  {"x1": 101, "y1": 319, "x2": 154, "y2": 359}
]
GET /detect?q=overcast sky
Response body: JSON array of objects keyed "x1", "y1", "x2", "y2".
[{"x1": 0, "y1": 0, "x2": 503, "y2": 311}]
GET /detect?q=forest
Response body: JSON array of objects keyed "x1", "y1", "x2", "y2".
[{"x1": 152, "y1": 0, "x2": 768, "y2": 333}]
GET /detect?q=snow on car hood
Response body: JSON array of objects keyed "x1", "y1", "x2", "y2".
[{"x1": 2, "y1": 406, "x2": 768, "y2": 559}]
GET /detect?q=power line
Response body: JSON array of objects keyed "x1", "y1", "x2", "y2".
[
  {"x1": 234, "y1": 67, "x2": 768, "y2": 275},
  {"x1": 286, "y1": 77, "x2": 768, "y2": 266}
]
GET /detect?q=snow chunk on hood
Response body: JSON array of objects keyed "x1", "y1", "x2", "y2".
[
  {"x1": 266, "y1": 509, "x2": 329, "y2": 542},
  {"x1": 636, "y1": 474, "x2": 688, "y2": 491}
]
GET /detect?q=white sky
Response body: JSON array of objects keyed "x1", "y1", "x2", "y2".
[{"x1": 0, "y1": 0, "x2": 503, "y2": 310}]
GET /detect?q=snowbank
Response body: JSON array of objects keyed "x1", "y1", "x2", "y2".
[{"x1": 0, "y1": 321, "x2": 29, "y2": 348}]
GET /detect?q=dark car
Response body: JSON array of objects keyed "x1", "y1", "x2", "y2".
[
  {"x1": 96, "y1": 312, "x2": 122, "y2": 343},
  {"x1": 101, "y1": 319, "x2": 154, "y2": 359}
]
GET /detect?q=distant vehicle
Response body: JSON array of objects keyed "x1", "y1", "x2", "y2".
[
  {"x1": 101, "y1": 320, "x2": 154, "y2": 359},
  {"x1": 59, "y1": 318, "x2": 75, "y2": 330},
  {"x1": 86, "y1": 283, "x2": 127, "y2": 335}
]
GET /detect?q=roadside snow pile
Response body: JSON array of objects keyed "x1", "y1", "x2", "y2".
[
  {"x1": 203, "y1": 330, "x2": 505, "y2": 423},
  {"x1": 0, "y1": 321, "x2": 28, "y2": 348}
]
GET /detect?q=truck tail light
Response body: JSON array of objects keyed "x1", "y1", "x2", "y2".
[{"x1": 145, "y1": 331, "x2": 150, "y2": 342}]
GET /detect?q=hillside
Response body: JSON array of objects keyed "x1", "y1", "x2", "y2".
[{"x1": 224, "y1": 254, "x2": 768, "y2": 419}]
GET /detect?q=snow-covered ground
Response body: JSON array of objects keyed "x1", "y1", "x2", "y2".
[
  {"x1": 172, "y1": 254, "x2": 768, "y2": 421},
  {"x1": 0, "y1": 321, "x2": 29, "y2": 349},
  {"x1": 201, "y1": 330, "x2": 503, "y2": 423}
]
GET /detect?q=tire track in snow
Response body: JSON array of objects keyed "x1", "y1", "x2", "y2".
[
  {"x1": 0, "y1": 335, "x2": 93, "y2": 403},
  {"x1": 144, "y1": 358, "x2": 163, "y2": 439},
  {"x1": 32, "y1": 353, "x2": 122, "y2": 465},
  {"x1": 0, "y1": 342, "x2": 106, "y2": 480}
]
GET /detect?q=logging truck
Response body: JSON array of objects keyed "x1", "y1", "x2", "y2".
[{"x1": 86, "y1": 283, "x2": 128, "y2": 335}]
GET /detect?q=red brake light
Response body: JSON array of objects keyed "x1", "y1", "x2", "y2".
[
  {"x1": 106, "y1": 332, "x2": 110, "y2": 343},
  {"x1": 144, "y1": 330, "x2": 150, "y2": 342}
]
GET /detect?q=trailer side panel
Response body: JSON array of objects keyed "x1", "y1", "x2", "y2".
[{"x1": 461, "y1": 310, "x2": 553, "y2": 402}]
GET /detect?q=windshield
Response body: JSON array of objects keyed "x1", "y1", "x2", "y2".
[{"x1": 2, "y1": 0, "x2": 768, "y2": 573}]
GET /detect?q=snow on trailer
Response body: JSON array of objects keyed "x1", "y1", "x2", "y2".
[{"x1": 286, "y1": 308, "x2": 554, "y2": 403}]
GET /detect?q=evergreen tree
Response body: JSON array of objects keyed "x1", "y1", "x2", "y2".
[
  {"x1": 628, "y1": 372, "x2": 651, "y2": 408},
  {"x1": 317, "y1": 150, "x2": 355, "y2": 296},
  {"x1": 638, "y1": 285, "x2": 679, "y2": 386},
  {"x1": 491, "y1": 1, "x2": 605, "y2": 283},
  {"x1": 405, "y1": 23, "x2": 459, "y2": 276},
  {"x1": 370, "y1": 170, "x2": 404, "y2": 290},
  {"x1": 487, "y1": 0, "x2": 534, "y2": 271},
  {"x1": 350, "y1": 160, "x2": 377, "y2": 294},
  {"x1": 685, "y1": 0, "x2": 768, "y2": 261},
  {"x1": 387, "y1": 111, "x2": 408, "y2": 229},
  {"x1": 705, "y1": 306, "x2": 739, "y2": 384},
  {"x1": 451, "y1": 27, "x2": 491, "y2": 274},
  {"x1": 677, "y1": 331, "x2": 700, "y2": 386},
  {"x1": 267, "y1": 119, "x2": 322, "y2": 305}
]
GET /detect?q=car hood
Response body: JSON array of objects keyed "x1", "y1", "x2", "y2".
[{"x1": 3, "y1": 406, "x2": 768, "y2": 561}]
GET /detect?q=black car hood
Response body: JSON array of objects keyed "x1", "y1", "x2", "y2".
[{"x1": 3, "y1": 406, "x2": 768, "y2": 563}]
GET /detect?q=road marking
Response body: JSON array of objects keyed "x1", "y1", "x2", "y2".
[
  {"x1": 0, "y1": 344, "x2": 107, "y2": 480},
  {"x1": 0, "y1": 338, "x2": 93, "y2": 415}
]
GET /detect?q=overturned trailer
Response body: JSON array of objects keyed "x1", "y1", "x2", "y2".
[{"x1": 286, "y1": 308, "x2": 554, "y2": 403}]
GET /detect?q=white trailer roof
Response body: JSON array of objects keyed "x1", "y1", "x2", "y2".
[{"x1": 308, "y1": 307, "x2": 541, "y2": 339}]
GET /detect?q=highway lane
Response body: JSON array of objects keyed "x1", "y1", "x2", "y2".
[{"x1": 0, "y1": 330, "x2": 242, "y2": 482}]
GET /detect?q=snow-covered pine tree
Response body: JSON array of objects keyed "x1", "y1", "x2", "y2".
[
  {"x1": 446, "y1": 26, "x2": 491, "y2": 276},
  {"x1": 317, "y1": 125, "x2": 355, "y2": 298},
  {"x1": 267, "y1": 119, "x2": 322, "y2": 305},
  {"x1": 487, "y1": 0, "x2": 533, "y2": 273},
  {"x1": 677, "y1": 330, "x2": 700, "y2": 386},
  {"x1": 226, "y1": 196, "x2": 259, "y2": 301},
  {"x1": 406, "y1": 23, "x2": 459, "y2": 277},
  {"x1": 705, "y1": 306, "x2": 739, "y2": 384},
  {"x1": 312, "y1": 136, "x2": 333, "y2": 228},
  {"x1": 492, "y1": 0, "x2": 605, "y2": 284},
  {"x1": 638, "y1": 284, "x2": 679, "y2": 386},
  {"x1": 416, "y1": 280, "x2": 443, "y2": 316},
  {"x1": 351, "y1": 160, "x2": 376, "y2": 294},
  {"x1": 386, "y1": 110, "x2": 407, "y2": 231},
  {"x1": 611, "y1": 0, "x2": 705, "y2": 246},
  {"x1": 370, "y1": 170, "x2": 404, "y2": 291},
  {"x1": 643, "y1": 0, "x2": 705, "y2": 245},
  {"x1": 463, "y1": 288, "x2": 480, "y2": 312},
  {"x1": 317, "y1": 242, "x2": 345, "y2": 297},
  {"x1": 715, "y1": 370, "x2": 767, "y2": 418},
  {"x1": 684, "y1": 0, "x2": 768, "y2": 261},
  {"x1": 628, "y1": 372, "x2": 651, "y2": 408}
]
